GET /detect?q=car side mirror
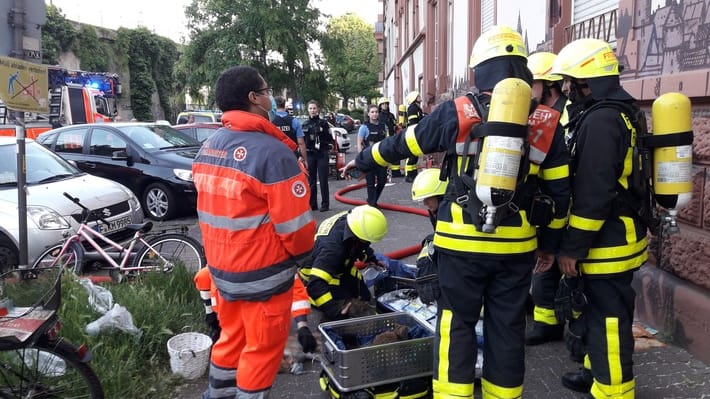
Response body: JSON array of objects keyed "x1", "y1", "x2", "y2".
[{"x1": 111, "y1": 150, "x2": 129, "y2": 161}]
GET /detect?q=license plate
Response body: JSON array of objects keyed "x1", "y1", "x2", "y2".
[{"x1": 98, "y1": 216, "x2": 132, "y2": 234}]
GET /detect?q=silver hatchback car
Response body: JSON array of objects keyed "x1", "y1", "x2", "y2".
[{"x1": 0, "y1": 137, "x2": 143, "y2": 270}]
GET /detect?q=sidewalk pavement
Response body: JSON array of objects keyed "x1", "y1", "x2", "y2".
[{"x1": 176, "y1": 159, "x2": 710, "y2": 398}]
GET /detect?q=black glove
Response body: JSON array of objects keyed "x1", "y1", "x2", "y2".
[
  {"x1": 297, "y1": 326, "x2": 317, "y2": 353},
  {"x1": 554, "y1": 276, "x2": 586, "y2": 323},
  {"x1": 321, "y1": 300, "x2": 347, "y2": 321},
  {"x1": 205, "y1": 313, "x2": 221, "y2": 344},
  {"x1": 415, "y1": 257, "x2": 440, "y2": 305}
]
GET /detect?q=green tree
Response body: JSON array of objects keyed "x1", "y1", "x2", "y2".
[
  {"x1": 321, "y1": 13, "x2": 379, "y2": 109},
  {"x1": 41, "y1": 5, "x2": 77, "y2": 65},
  {"x1": 181, "y1": 0, "x2": 322, "y2": 108}
]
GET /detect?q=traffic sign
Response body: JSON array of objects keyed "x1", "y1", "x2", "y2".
[{"x1": 0, "y1": 56, "x2": 48, "y2": 113}]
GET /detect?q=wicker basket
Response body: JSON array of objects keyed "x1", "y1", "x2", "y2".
[
  {"x1": 318, "y1": 312, "x2": 434, "y2": 392},
  {"x1": 167, "y1": 332, "x2": 212, "y2": 380}
]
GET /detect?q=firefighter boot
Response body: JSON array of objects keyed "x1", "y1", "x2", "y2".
[
  {"x1": 525, "y1": 322, "x2": 563, "y2": 346},
  {"x1": 561, "y1": 368, "x2": 593, "y2": 393}
]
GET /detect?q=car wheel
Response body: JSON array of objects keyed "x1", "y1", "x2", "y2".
[
  {"x1": 0, "y1": 236, "x2": 18, "y2": 272},
  {"x1": 142, "y1": 182, "x2": 177, "y2": 221}
]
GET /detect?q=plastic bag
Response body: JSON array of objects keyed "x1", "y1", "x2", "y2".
[
  {"x1": 79, "y1": 278, "x2": 113, "y2": 314},
  {"x1": 86, "y1": 303, "x2": 142, "y2": 337}
]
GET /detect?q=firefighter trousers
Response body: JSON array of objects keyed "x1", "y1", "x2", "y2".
[
  {"x1": 207, "y1": 287, "x2": 293, "y2": 399},
  {"x1": 583, "y1": 271, "x2": 636, "y2": 398},
  {"x1": 433, "y1": 251, "x2": 533, "y2": 399},
  {"x1": 531, "y1": 261, "x2": 562, "y2": 326}
]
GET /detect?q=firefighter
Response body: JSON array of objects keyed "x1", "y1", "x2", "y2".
[
  {"x1": 525, "y1": 51, "x2": 572, "y2": 346},
  {"x1": 410, "y1": 168, "x2": 448, "y2": 304},
  {"x1": 549, "y1": 38, "x2": 648, "y2": 399},
  {"x1": 194, "y1": 268, "x2": 317, "y2": 353},
  {"x1": 193, "y1": 65, "x2": 316, "y2": 399},
  {"x1": 404, "y1": 90, "x2": 424, "y2": 182},
  {"x1": 341, "y1": 25, "x2": 570, "y2": 398},
  {"x1": 378, "y1": 97, "x2": 403, "y2": 177},
  {"x1": 299, "y1": 205, "x2": 388, "y2": 322}
]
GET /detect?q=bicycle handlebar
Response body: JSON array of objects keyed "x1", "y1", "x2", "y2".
[{"x1": 63, "y1": 192, "x2": 111, "y2": 227}]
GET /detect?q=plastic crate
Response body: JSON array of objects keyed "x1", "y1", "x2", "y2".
[{"x1": 318, "y1": 311, "x2": 434, "y2": 392}]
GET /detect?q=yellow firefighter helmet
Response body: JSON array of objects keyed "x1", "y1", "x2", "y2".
[
  {"x1": 551, "y1": 38, "x2": 619, "y2": 79},
  {"x1": 406, "y1": 91, "x2": 420, "y2": 106},
  {"x1": 411, "y1": 168, "x2": 448, "y2": 201},
  {"x1": 469, "y1": 25, "x2": 527, "y2": 69},
  {"x1": 377, "y1": 97, "x2": 389, "y2": 106},
  {"x1": 527, "y1": 52, "x2": 562, "y2": 82},
  {"x1": 347, "y1": 205, "x2": 388, "y2": 243}
]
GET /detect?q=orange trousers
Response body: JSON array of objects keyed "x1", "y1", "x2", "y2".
[{"x1": 210, "y1": 287, "x2": 293, "y2": 393}]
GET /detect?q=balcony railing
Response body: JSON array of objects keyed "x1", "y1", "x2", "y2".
[{"x1": 563, "y1": 8, "x2": 617, "y2": 45}]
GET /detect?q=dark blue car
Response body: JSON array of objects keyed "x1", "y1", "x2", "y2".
[{"x1": 37, "y1": 122, "x2": 201, "y2": 221}]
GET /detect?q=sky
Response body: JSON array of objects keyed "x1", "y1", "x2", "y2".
[{"x1": 46, "y1": 0, "x2": 382, "y2": 43}]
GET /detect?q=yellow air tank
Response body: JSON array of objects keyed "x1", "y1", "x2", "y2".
[
  {"x1": 651, "y1": 92, "x2": 693, "y2": 216},
  {"x1": 398, "y1": 104, "x2": 407, "y2": 128},
  {"x1": 475, "y1": 77, "x2": 531, "y2": 233}
]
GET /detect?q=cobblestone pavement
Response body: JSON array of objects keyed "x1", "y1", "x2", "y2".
[{"x1": 175, "y1": 153, "x2": 710, "y2": 398}]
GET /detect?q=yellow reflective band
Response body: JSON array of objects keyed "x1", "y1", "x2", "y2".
[
  {"x1": 438, "y1": 309, "x2": 453, "y2": 383},
  {"x1": 400, "y1": 389, "x2": 430, "y2": 399},
  {"x1": 405, "y1": 126, "x2": 424, "y2": 156},
  {"x1": 581, "y1": 249, "x2": 648, "y2": 275},
  {"x1": 586, "y1": 239, "x2": 648, "y2": 260},
  {"x1": 374, "y1": 392, "x2": 398, "y2": 399},
  {"x1": 620, "y1": 216, "x2": 636, "y2": 244},
  {"x1": 405, "y1": 164, "x2": 419, "y2": 172},
  {"x1": 434, "y1": 234, "x2": 537, "y2": 254},
  {"x1": 590, "y1": 378, "x2": 635, "y2": 399},
  {"x1": 541, "y1": 164, "x2": 569, "y2": 181},
  {"x1": 569, "y1": 214, "x2": 605, "y2": 231},
  {"x1": 584, "y1": 356, "x2": 591, "y2": 369},
  {"x1": 481, "y1": 378, "x2": 523, "y2": 398},
  {"x1": 605, "y1": 317, "x2": 623, "y2": 385},
  {"x1": 434, "y1": 218, "x2": 537, "y2": 254},
  {"x1": 313, "y1": 292, "x2": 333, "y2": 307},
  {"x1": 533, "y1": 306, "x2": 558, "y2": 325},
  {"x1": 548, "y1": 216, "x2": 569, "y2": 229},
  {"x1": 309, "y1": 268, "x2": 336, "y2": 284},
  {"x1": 371, "y1": 142, "x2": 389, "y2": 167},
  {"x1": 529, "y1": 163, "x2": 540, "y2": 176},
  {"x1": 432, "y1": 380, "x2": 474, "y2": 398}
]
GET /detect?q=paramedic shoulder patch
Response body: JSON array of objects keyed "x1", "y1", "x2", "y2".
[{"x1": 292, "y1": 180, "x2": 307, "y2": 198}]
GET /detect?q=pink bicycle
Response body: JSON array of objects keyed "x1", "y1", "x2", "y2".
[{"x1": 32, "y1": 193, "x2": 205, "y2": 280}]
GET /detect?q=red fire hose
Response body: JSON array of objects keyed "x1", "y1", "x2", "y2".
[{"x1": 334, "y1": 182, "x2": 428, "y2": 260}]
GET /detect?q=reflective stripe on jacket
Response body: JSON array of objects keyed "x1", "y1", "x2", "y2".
[{"x1": 193, "y1": 127, "x2": 315, "y2": 301}]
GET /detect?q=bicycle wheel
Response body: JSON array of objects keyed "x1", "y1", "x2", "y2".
[
  {"x1": 132, "y1": 234, "x2": 205, "y2": 273},
  {"x1": 32, "y1": 242, "x2": 84, "y2": 274},
  {"x1": 0, "y1": 337, "x2": 104, "y2": 398}
]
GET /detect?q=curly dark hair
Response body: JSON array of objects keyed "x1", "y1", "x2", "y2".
[{"x1": 215, "y1": 65, "x2": 264, "y2": 112}]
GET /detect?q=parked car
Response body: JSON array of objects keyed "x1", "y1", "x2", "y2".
[
  {"x1": 173, "y1": 122, "x2": 222, "y2": 142},
  {"x1": 295, "y1": 116, "x2": 350, "y2": 152},
  {"x1": 175, "y1": 110, "x2": 222, "y2": 125},
  {"x1": 335, "y1": 113, "x2": 356, "y2": 132},
  {"x1": 0, "y1": 137, "x2": 143, "y2": 271},
  {"x1": 36, "y1": 122, "x2": 201, "y2": 221}
]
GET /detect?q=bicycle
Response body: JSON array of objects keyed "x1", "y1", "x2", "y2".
[
  {"x1": 0, "y1": 266, "x2": 104, "y2": 398},
  {"x1": 32, "y1": 193, "x2": 206, "y2": 280}
]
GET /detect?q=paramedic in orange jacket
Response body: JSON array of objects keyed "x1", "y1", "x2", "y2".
[
  {"x1": 193, "y1": 65, "x2": 316, "y2": 399},
  {"x1": 194, "y1": 269, "x2": 317, "y2": 353}
]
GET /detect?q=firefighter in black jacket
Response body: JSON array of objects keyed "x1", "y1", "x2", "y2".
[
  {"x1": 526, "y1": 51, "x2": 572, "y2": 346},
  {"x1": 299, "y1": 205, "x2": 388, "y2": 321},
  {"x1": 302, "y1": 100, "x2": 334, "y2": 212},
  {"x1": 549, "y1": 38, "x2": 648, "y2": 399},
  {"x1": 404, "y1": 91, "x2": 424, "y2": 182},
  {"x1": 341, "y1": 25, "x2": 570, "y2": 398}
]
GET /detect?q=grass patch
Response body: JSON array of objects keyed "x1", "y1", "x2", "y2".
[{"x1": 58, "y1": 266, "x2": 206, "y2": 398}]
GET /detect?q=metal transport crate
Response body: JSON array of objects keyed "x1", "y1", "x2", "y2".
[{"x1": 318, "y1": 311, "x2": 434, "y2": 392}]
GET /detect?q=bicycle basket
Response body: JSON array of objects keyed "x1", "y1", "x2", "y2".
[{"x1": 0, "y1": 267, "x2": 62, "y2": 322}]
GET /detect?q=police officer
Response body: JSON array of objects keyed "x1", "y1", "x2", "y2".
[
  {"x1": 342, "y1": 25, "x2": 570, "y2": 398},
  {"x1": 526, "y1": 51, "x2": 571, "y2": 346},
  {"x1": 299, "y1": 205, "x2": 387, "y2": 322},
  {"x1": 358, "y1": 104, "x2": 389, "y2": 207},
  {"x1": 272, "y1": 95, "x2": 308, "y2": 166},
  {"x1": 404, "y1": 91, "x2": 424, "y2": 182},
  {"x1": 302, "y1": 100, "x2": 334, "y2": 212},
  {"x1": 550, "y1": 38, "x2": 648, "y2": 399}
]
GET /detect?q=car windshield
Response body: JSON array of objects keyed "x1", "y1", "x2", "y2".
[
  {"x1": 117, "y1": 125, "x2": 201, "y2": 151},
  {"x1": 0, "y1": 142, "x2": 81, "y2": 186}
]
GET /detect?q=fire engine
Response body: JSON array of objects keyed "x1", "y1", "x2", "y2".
[{"x1": 0, "y1": 66, "x2": 121, "y2": 138}]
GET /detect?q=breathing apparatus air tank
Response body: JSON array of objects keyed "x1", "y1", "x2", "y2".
[
  {"x1": 398, "y1": 104, "x2": 407, "y2": 128},
  {"x1": 651, "y1": 92, "x2": 694, "y2": 233},
  {"x1": 474, "y1": 77, "x2": 531, "y2": 233}
]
